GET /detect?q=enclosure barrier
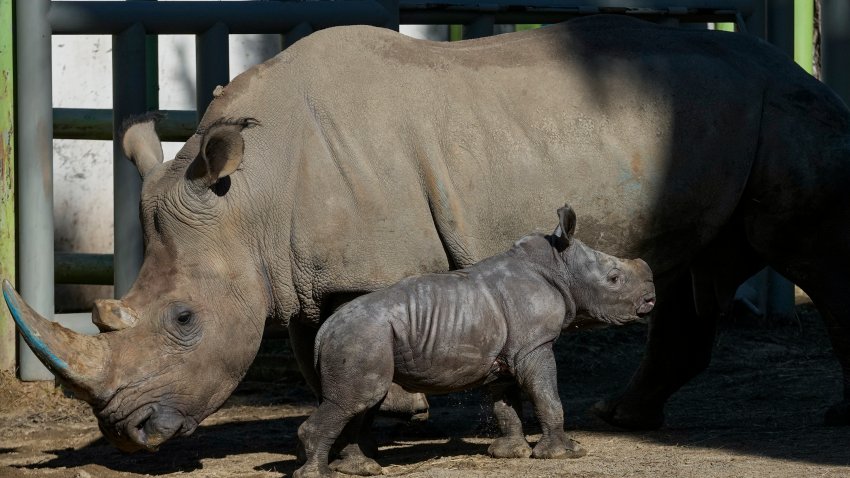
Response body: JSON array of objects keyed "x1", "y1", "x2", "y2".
[{"x1": 9, "y1": 0, "x2": 845, "y2": 379}]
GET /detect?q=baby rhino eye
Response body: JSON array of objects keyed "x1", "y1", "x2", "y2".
[{"x1": 607, "y1": 270, "x2": 623, "y2": 285}]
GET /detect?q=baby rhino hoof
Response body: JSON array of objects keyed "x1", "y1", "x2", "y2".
[
  {"x1": 330, "y1": 455, "x2": 383, "y2": 476},
  {"x1": 488, "y1": 436, "x2": 532, "y2": 459},
  {"x1": 532, "y1": 437, "x2": 586, "y2": 459}
]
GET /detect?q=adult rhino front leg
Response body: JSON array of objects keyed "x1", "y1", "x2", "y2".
[{"x1": 593, "y1": 271, "x2": 716, "y2": 430}]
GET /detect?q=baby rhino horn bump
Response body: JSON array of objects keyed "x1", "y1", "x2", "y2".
[{"x1": 92, "y1": 299, "x2": 140, "y2": 332}]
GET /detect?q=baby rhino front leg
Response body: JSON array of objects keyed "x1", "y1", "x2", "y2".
[{"x1": 516, "y1": 345, "x2": 586, "y2": 459}]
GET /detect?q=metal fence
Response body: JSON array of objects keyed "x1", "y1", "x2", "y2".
[{"x1": 3, "y1": 0, "x2": 846, "y2": 380}]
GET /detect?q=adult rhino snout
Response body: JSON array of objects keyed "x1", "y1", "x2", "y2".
[{"x1": 104, "y1": 404, "x2": 195, "y2": 452}]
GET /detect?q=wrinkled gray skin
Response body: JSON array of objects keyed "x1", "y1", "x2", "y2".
[
  {"x1": 296, "y1": 205, "x2": 655, "y2": 478},
  {"x1": 6, "y1": 14, "x2": 850, "y2": 453}
]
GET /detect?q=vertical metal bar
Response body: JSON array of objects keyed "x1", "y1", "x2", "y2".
[
  {"x1": 463, "y1": 15, "x2": 494, "y2": 40},
  {"x1": 0, "y1": 0, "x2": 16, "y2": 371},
  {"x1": 745, "y1": 0, "x2": 767, "y2": 39},
  {"x1": 282, "y1": 22, "x2": 313, "y2": 51},
  {"x1": 762, "y1": 0, "x2": 797, "y2": 321},
  {"x1": 767, "y1": 0, "x2": 795, "y2": 59},
  {"x1": 196, "y1": 22, "x2": 229, "y2": 120},
  {"x1": 821, "y1": 0, "x2": 850, "y2": 103},
  {"x1": 15, "y1": 0, "x2": 54, "y2": 380},
  {"x1": 112, "y1": 23, "x2": 148, "y2": 298},
  {"x1": 794, "y1": 0, "x2": 814, "y2": 74},
  {"x1": 373, "y1": 0, "x2": 400, "y2": 31}
]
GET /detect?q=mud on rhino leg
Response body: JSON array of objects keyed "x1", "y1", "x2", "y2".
[
  {"x1": 516, "y1": 345, "x2": 585, "y2": 459},
  {"x1": 593, "y1": 271, "x2": 716, "y2": 430},
  {"x1": 487, "y1": 382, "x2": 531, "y2": 458}
]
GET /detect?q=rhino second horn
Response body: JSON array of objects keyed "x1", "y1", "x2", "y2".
[
  {"x1": 92, "y1": 299, "x2": 140, "y2": 332},
  {"x1": 2, "y1": 280, "x2": 110, "y2": 403}
]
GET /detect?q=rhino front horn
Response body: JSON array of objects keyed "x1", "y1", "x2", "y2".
[{"x1": 2, "y1": 280, "x2": 109, "y2": 402}]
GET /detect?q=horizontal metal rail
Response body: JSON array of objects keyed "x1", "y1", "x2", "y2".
[
  {"x1": 54, "y1": 108, "x2": 196, "y2": 142},
  {"x1": 50, "y1": 1, "x2": 392, "y2": 34},
  {"x1": 55, "y1": 252, "x2": 113, "y2": 285},
  {"x1": 49, "y1": 1, "x2": 752, "y2": 34}
]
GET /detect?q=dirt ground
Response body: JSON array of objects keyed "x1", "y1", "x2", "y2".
[{"x1": 2, "y1": 297, "x2": 849, "y2": 478}]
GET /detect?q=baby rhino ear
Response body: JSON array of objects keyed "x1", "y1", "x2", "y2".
[{"x1": 553, "y1": 204, "x2": 577, "y2": 251}]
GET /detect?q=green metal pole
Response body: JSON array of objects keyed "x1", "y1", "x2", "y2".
[
  {"x1": 0, "y1": 0, "x2": 15, "y2": 372},
  {"x1": 794, "y1": 0, "x2": 814, "y2": 74}
]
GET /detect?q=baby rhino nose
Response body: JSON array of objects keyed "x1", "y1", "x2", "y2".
[{"x1": 638, "y1": 293, "x2": 656, "y2": 316}]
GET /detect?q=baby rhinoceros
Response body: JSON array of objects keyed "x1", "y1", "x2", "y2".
[{"x1": 295, "y1": 204, "x2": 656, "y2": 478}]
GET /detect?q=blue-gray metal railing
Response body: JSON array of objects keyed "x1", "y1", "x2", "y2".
[{"x1": 16, "y1": 0, "x2": 54, "y2": 380}]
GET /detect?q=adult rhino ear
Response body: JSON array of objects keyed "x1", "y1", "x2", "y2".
[
  {"x1": 187, "y1": 118, "x2": 259, "y2": 187},
  {"x1": 552, "y1": 203, "x2": 577, "y2": 251},
  {"x1": 120, "y1": 112, "x2": 165, "y2": 178}
]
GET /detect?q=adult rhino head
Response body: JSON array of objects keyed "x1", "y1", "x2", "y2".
[{"x1": 5, "y1": 114, "x2": 272, "y2": 451}]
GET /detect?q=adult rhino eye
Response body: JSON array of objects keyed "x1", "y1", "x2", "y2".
[{"x1": 176, "y1": 311, "x2": 193, "y2": 326}]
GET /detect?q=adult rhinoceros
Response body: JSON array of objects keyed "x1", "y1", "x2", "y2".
[{"x1": 5, "y1": 15, "x2": 850, "y2": 452}]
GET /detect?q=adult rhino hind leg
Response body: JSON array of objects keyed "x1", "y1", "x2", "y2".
[{"x1": 771, "y1": 229, "x2": 850, "y2": 426}]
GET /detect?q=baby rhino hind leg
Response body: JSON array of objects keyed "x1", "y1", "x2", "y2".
[
  {"x1": 295, "y1": 323, "x2": 393, "y2": 478},
  {"x1": 487, "y1": 382, "x2": 532, "y2": 458}
]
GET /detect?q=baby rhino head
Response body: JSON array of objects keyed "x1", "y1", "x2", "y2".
[{"x1": 549, "y1": 204, "x2": 656, "y2": 326}]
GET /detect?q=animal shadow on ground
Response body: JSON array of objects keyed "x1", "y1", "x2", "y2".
[
  {"x1": 25, "y1": 414, "x2": 308, "y2": 475},
  {"x1": 14, "y1": 304, "x2": 850, "y2": 474}
]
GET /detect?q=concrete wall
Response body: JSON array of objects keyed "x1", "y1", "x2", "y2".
[{"x1": 53, "y1": 32, "x2": 281, "y2": 311}]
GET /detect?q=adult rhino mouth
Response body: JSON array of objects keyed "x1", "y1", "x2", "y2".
[{"x1": 102, "y1": 404, "x2": 197, "y2": 452}]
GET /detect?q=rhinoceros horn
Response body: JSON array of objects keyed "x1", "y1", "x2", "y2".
[
  {"x1": 92, "y1": 299, "x2": 139, "y2": 332},
  {"x1": 2, "y1": 280, "x2": 109, "y2": 402}
]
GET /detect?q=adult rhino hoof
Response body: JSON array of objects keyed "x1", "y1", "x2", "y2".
[
  {"x1": 488, "y1": 436, "x2": 532, "y2": 459},
  {"x1": 330, "y1": 455, "x2": 383, "y2": 476},
  {"x1": 592, "y1": 397, "x2": 664, "y2": 431},
  {"x1": 825, "y1": 401, "x2": 850, "y2": 426},
  {"x1": 378, "y1": 385, "x2": 429, "y2": 422},
  {"x1": 532, "y1": 437, "x2": 586, "y2": 459}
]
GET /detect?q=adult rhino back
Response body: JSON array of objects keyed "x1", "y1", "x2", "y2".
[{"x1": 7, "y1": 15, "x2": 850, "y2": 453}]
